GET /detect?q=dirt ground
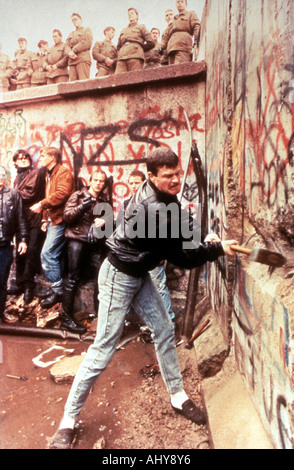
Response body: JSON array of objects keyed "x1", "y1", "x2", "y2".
[{"x1": 0, "y1": 320, "x2": 211, "y2": 450}]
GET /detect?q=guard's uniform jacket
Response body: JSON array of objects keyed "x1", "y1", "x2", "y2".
[
  {"x1": 92, "y1": 39, "x2": 117, "y2": 76},
  {"x1": 0, "y1": 53, "x2": 13, "y2": 91},
  {"x1": 12, "y1": 49, "x2": 32, "y2": 87},
  {"x1": 107, "y1": 179, "x2": 224, "y2": 278},
  {"x1": 144, "y1": 40, "x2": 161, "y2": 68},
  {"x1": 29, "y1": 52, "x2": 48, "y2": 86},
  {"x1": 161, "y1": 10, "x2": 200, "y2": 56},
  {"x1": 117, "y1": 23, "x2": 155, "y2": 61},
  {"x1": 65, "y1": 26, "x2": 93, "y2": 66},
  {"x1": 43, "y1": 42, "x2": 69, "y2": 81}
]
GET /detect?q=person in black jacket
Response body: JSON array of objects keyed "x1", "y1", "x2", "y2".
[
  {"x1": 8, "y1": 149, "x2": 46, "y2": 303},
  {"x1": 50, "y1": 148, "x2": 238, "y2": 449},
  {"x1": 61, "y1": 170, "x2": 111, "y2": 334},
  {"x1": 0, "y1": 165, "x2": 27, "y2": 323}
]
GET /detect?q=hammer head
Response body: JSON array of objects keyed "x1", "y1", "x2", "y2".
[{"x1": 249, "y1": 247, "x2": 286, "y2": 267}]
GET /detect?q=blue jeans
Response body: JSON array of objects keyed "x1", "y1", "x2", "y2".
[
  {"x1": 0, "y1": 244, "x2": 13, "y2": 317},
  {"x1": 150, "y1": 263, "x2": 175, "y2": 321},
  {"x1": 64, "y1": 258, "x2": 183, "y2": 419},
  {"x1": 40, "y1": 222, "x2": 66, "y2": 293}
]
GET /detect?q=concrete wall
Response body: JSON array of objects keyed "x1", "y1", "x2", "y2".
[
  {"x1": 1, "y1": 2, "x2": 293, "y2": 447},
  {"x1": 0, "y1": 63, "x2": 206, "y2": 217},
  {"x1": 201, "y1": 0, "x2": 294, "y2": 449},
  {"x1": 0, "y1": 63, "x2": 208, "y2": 320}
]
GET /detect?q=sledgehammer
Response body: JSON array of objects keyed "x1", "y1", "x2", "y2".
[{"x1": 231, "y1": 245, "x2": 286, "y2": 267}]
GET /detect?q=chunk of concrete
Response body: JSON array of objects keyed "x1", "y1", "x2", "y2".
[
  {"x1": 49, "y1": 355, "x2": 85, "y2": 384},
  {"x1": 193, "y1": 313, "x2": 229, "y2": 378}
]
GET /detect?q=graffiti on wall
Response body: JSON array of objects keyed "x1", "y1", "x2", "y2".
[
  {"x1": 231, "y1": 10, "x2": 294, "y2": 222},
  {"x1": 233, "y1": 263, "x2": 294, "y2": 449},
  {"x1": 0, "y1": 104, "x2": 205, "y2": 215},
  {"x1": 203, "y1": 0, "x2": 294, "y2": 449},
  {"x1": 231, "y1": 6, "x2": 294, "y2": 449}
]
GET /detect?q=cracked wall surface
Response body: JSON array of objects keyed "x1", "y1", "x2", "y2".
[{"x1": 201, "y1": 0, "x2": 294, "y2": 449}]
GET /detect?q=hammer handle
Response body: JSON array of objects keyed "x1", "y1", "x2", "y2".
[
  {"x1": 187, "y1": 319, "x2": 210, "y2": 344},
  {"x1": 231, "y1": 245, "x2": 252, "y2": 255}
]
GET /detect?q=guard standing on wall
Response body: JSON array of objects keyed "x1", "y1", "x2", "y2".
[
  {"x1": 160, "y1": 9, "x2": 175, "y2": 66},
  {"x1": 159, "y1": 0, "x2": 200, "y2": 65},
  {"x1": 11, "y1": 38, "x2": 32, "y2": 89},
  {"x1": 65, "y1": 13, "x2": 93, "y2": 81},
  {"x1": 92, "y1": 26, "x2": 117, "y2": 77},
  {"x1": 29, "y1": 40, "x2": 49, "y2": 87},
  {"x1": 44, "y1": 29, "x2": 69, "y2": 84},
  {"x1": 144, "y1": 28, "x2": 162, "y2": 69},
  {"x1": 115, "y1": 8, "x2": 155, "y2": 74},
  {"x1": 0, "y1": 42, "x2": 13, "y2": 93}
]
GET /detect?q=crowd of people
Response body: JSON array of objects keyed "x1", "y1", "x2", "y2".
[
  {"x1": 0, "y1": 142, "x2": 238, "y2": 449},
  {"x1": 0, "y1": 1, "x2": 240, "y2": 451},
  {"x1": 0, "y1": 147, "x2": 113, "y2": 335},
  {"x1": 0, "y1": 1, "x2": 201, "y2": 91},
  {"x1": 0, "y1": 147, "x2": 178, "y2": 335}
]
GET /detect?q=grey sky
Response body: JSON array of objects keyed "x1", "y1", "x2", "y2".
[{"x1": 0, "y1": 0, "x2": 205, "y2": 77}]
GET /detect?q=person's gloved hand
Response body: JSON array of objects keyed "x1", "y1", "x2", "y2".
[
  {"x1": 88, "y1": 223, "x2": 97, "y2": 244},
  {"x1": 78, "y1": 195, "x2": 93, "y2": 213}
]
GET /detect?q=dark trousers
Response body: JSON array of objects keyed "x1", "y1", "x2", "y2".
[
  {"x1": 16, "y1": 227, "x2": 43, "y2": 289},
  {"x1": 67, "y1": 239, "x2": 106, "y2": 314},
  {"x1": 0, "y1": 244, "x2": 13, "y2": 317}
]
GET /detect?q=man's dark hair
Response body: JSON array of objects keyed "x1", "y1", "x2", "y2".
[
  {"x1": 128, "y1": 7, "x2": 139, "y2": 17},
  {"x1": 104, "y1": 26, "x2": 115, "y2": 35},
  {"x1": 129, "y1": 170, "x2": 146, "y2": 182},
  {"x1": 72, "y1": 13, "x2": 82, "y2": 20},
  {"x1": 13, "y1": 149, "x2": 32, "y2": 165},
  {"x1": 53, "y1": 29, "x2": 62, "y2": 37},
  {"x1": 38, "y1": 40, "x2": 48, "y2": 49},
  {"x1": 146, "y1": 148, "x2": 179, "y2": 176}
]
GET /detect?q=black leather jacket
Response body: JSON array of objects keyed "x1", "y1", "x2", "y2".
[
  {"x1": 0, "y1": 186, "x2": 28, "y2": 245},
  {"x1": 107, "y1": 179, "x2": 224, "y2": 277},
  {"x1": 63, "y1": 187, "x2": 110, "y2": 243}
]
